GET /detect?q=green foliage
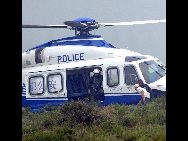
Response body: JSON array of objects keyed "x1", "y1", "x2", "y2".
[
  {"x1": 58, "y1": 100, "x2": 101, "y2": 127},
  {"x1": 22, "y1": 96, "x2": 166, "y2": 141},
  {"x1": 23, "y1": 127, "x2": 75, "y2": 141}
]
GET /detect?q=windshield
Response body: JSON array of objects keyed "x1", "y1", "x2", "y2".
[{"x1": 139, "y1": 60, "x2": 166, "y2": 84}]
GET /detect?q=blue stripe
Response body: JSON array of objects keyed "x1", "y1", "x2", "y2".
[
  {"x1": 22, "y1": 93, "x2": 142, "y2": 112},
  {"x1": 101, "y1": 95, "x2": 142, "y2": 105},
  {"x1": 105, "y1": 92, "x2": 140, "y2": 95},
  {"x1": 27, "y1": 35, "x2": 115, "y2": 51},
  {"x1": 22, "y1": 96, "x2": 68, "y2": 111},
  {"x1": 22, "y1": 89, "x2": 165, "y2": 112}
]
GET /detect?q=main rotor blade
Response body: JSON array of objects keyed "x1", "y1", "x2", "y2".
[
  {"x1": 99, "y1": 19, "x2": 166, "y2": 26},
  {"x1": 22, "y1": 25, "x2": 68, "y2": 28}
]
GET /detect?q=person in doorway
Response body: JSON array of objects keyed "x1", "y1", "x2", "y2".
[
  {"x1": 88, "y1": 69, "x2": 104, "y2": 102},
  {"x1": 134, "y1": 83, "x2": 150, "y2": 105},
  {"x1": 137, "y1": 79, "x2": 154, "y2": 99}
]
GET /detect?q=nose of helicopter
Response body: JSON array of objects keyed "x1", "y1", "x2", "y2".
[{"x1": 148, "y1": 76, "x2": 166, "y2": 92}]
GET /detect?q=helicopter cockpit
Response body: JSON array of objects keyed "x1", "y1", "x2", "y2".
[{"x1": 139, "y1": 60, "x2": 166, "y2": 84}]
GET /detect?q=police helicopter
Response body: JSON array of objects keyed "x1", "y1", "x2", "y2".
[{"x1": 22, "y1": 17, "x2": 166, "y2": 111}]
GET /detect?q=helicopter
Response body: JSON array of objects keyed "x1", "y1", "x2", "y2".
[{"x1": 22, "y1": 17, "x2": 166, "y2": 111}]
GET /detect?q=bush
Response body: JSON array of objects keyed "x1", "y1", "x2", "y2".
[
  {"x1": 121, "y1": 125, "x2": 166, "y2": 141},
  {"x1": 23, "y1": 127, "x2": 75, "y2": 141},
  {"x1": 58, "y1": 100, "x2": 101, "y2": 127},
  {"x1": 22, "y1": 96, "x2": 166, "y2": 141}
]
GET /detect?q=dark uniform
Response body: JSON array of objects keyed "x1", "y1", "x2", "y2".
[{"x1": 88, "y1": 73, "x2": 104, "y2": 102}]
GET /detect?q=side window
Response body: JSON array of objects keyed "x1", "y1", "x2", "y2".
[
  {"x1": 47, "y1": 73, "x2": 63, "y2": 93},
  {"x1": 107, "y1": 67, "x2": 119, "y2": 87},
  {"x1": 29, "y1": 76, "x2": 44, "y2": 95},
  {"x1": 124, "y1": 66, "x2": 139, "y2": 85},
  {"x1": 35, "y1": 48, "x2": 44, "y2": 64}
]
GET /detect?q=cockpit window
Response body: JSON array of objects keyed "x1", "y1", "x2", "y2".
[
  {"x1": 155, "y1": 60, "x2": 166, "y2": 69},
  {"x1": 139, "y1": 60, "x2": 166, "y2": 84}
]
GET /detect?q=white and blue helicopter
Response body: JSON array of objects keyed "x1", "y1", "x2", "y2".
[{"x1": 22, "y1": 17, "x2": 166, "y2": 111}]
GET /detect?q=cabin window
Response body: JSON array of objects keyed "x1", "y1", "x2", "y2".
[
  {"x1": 124, "y1": 66, "x2": 139, "y2": 85},
  {"x1": 35, "y1": 48, "x2": 44, "y2": 64},
  {"x1": 107, "y1": 67, "x2": 119, "y2": 87},
  {"x1": 29, "y1": 76, "x2": 44, "y2": 95},
  {"x1": 47, "y1": 73, "x2": 63, "y2": 93}
]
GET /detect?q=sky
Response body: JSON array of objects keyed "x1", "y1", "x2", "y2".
[{"x1": 22, "y1": 0, "x2": 166, "y2": 64}]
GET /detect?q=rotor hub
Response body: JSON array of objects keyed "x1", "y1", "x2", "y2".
[{"x1": 64, "y1": 18, "x2": 99, "y2": 35}]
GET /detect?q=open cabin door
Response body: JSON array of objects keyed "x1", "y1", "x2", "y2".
[{"x1": 66, "y1": 66, "x2": 102, "y2": 100}]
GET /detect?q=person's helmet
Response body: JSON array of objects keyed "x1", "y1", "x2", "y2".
[{"x1": 93, "y1": 69, "x2": 100, "y2": 74}]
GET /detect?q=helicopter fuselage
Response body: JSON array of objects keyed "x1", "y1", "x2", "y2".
[{"x1": 22, "y1": 36, "x2": 166, "y2": 111}]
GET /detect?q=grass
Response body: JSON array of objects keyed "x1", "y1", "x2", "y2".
[{"x1": 22, "y1": 96, "x2": 166, "y2": 141}]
